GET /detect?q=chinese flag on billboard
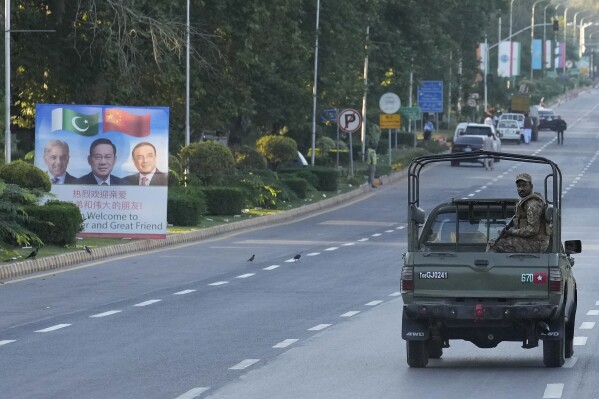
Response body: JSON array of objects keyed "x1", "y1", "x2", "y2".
[{"x1": 103, "y1": 109, "x2": 151, "y2": 137}]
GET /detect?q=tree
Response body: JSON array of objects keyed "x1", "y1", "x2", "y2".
[{"x1": 256, "y1": 135, "x2": 298, "y2": 169}]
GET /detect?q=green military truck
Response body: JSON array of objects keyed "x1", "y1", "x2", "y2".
[{"x1": 400, "y1": 151, "x2": 581, "y2": 368}]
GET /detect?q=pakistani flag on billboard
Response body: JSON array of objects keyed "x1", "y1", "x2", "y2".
[{"x1": 51, "y1": 108, "x2": 100, "y2": 136}]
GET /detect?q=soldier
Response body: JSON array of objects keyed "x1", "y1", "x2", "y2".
[{"x1": 488, "y1": 173, "x2": 550, "y2": 253}]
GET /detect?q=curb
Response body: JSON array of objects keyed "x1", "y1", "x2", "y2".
[{"x1": 0, "y1": 169, "x2": 409, "y2": 280}]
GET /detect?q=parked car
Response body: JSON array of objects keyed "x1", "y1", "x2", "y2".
[
  {"x1": 450, "y1": 136, "x2": 485, "y2": 167},
  {"x1": 496, "y1": 119, "x2": 521, "y2": 144},
  {"x1": 498, "y1": 112, "x2": 525, "y2": 130},
  {"x1": 530, "y1": 106, "x2": 557, "y2": 130},
  {"x1": 453, "y1": 123, "x2": 502, "y2": 153}
]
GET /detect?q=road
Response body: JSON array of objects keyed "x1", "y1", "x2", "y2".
[{"x1": 1, "y1": 89, "x2": 599, "y2": 399}]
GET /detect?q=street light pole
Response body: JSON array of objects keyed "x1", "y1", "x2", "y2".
[
  {"x1": 185, "y1": 0, "x2": 190, "y2": 147},
  {"x1": 531, "y1": 0, "x2": 548, "y2": 80},
  {"x1": 4, "y1": 0, "x2": 11, "y2": 163},
  {"x1": 310, "y1": 0, "x2": 321, "y2": 166},
  {"x1": 563, "y1": 7, "x2": 571, "y2": 74},
  {"x1": 543, "y1": 3, "x2": 553, "y2": 74}
]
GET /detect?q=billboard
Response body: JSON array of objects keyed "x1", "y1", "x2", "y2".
[{"x1": 35, "y1": 104, "x2": 170, "y2": 239}]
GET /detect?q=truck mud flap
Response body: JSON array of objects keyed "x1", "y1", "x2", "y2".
[
  {"x1": 540, "y1": 312, "x2": 565, "y2": 341},
  {"x1": 402, "y1": 310, "x2": 429, "y2": 340}
]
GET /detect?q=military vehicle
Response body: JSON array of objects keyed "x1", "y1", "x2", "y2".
[{"x1": 400, "y1": 151, "x2": 581, "y2": 368}]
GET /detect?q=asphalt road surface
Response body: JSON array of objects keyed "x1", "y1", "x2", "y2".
[{"x1": 2, "y1": 89, "x2": 599, "y2": 399}]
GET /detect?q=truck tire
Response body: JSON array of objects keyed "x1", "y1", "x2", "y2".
[
  {"x1": 406, "y1": 341, "x2": 429, "y2": 368},
  {"x1": 565, "y1": 310, "x2": 576, "y2": 358},
  {"x1": 426, "y1": 340, "x2": 443, "y2": 359},
  {"x1": 543, "y1": 311, "x2": 566, "y2": 367}
]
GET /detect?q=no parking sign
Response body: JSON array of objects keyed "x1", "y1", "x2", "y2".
[{"x1": 337, "y1": 109, "x2": 362, "y2": 133}]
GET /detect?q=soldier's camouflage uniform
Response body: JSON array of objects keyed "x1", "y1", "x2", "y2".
[{"x1": 489, "y1": 192, "x2": 550, "y2": 253}]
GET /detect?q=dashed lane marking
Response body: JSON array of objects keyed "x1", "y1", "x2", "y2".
[
  {"x1": 341, "y1": 243, "x2": 355, "y2": 246},
  {"x1": 324, "y1": 247, "x2": 339, "y2": 251},
  {"x1": 564, "y1": 357, "x2": 578, "y2": 368},
  {"x1": 173, "y1": 289, "x2": 196, "y2": 295},
  {"x1": 208, "y1": 281, "x2": 228, "y2": 286},
  {"x1": 543, "y1": 383, "x2": 564, "y2": 399},
  {"x1": 385, "y1": 230, "x2": 394, "y2": 233},
  {"x1": 573, "y1": 336, "x2": 588, "y2": 346},
  {"x1": 273, "y1": 339, "x2": 299, "y2": 348},
  {"x1": 389, "y1": 292, "x2": 401, "y2": 297},
  {"x1": 307, "y1": 253, "x2": 320, "y2": 256},
  {"x1": 35, "y1": 324, "x2": 71, "y2": 333},
  {"x1": 357, "y1": 238, "x2": 369, "y2": 242},
  {"x1": 174, "y1": 387, "x2": 210, "y2": 399},
  {"x1": 365, "y1": 300, "x2": 383, "y2": 306},
  {"x1": 586, "y1": 310, "x2": 599, "y2": 316},
  {"x1": 229, "y1": 359, "x2": 260, "y2": 370},
  {"x1": 134, "y1": 300, "x2": 162, "y2": 307},
  {"x1": 236, "y1": 273, "x2": 255, "y2": 279},
  {"x1": 90, "y1": 310, "x2": 122, "y2": 318},
  {"x1": 0, "y1": 340, "x2": 16, "y2": 346},
  {"x1": 308, "y1": 324, "x2": 331, "y2": 331},
  {"x1": 580, "y1": 322, "x2": 595, "y2": 330},
  {"x1": 263, "y1": 265, "x2": 280, "y2": 270},
  {"x1": 371, "y1": 233, "x2": 382, "y2": 237},
  {"x1": 340, "y1": 311, "x2": 360, "y2": 317}
]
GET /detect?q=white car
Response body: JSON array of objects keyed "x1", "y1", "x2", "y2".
[
  {"x1": 496, "y1": 119, "x2": 521, "y2": 144},
  {"x1": 453, "y1": 123, "x2": 501, "y2": 154},
  {"x1": 498, "y1": 113, "x2": 525, "y2": 130}
]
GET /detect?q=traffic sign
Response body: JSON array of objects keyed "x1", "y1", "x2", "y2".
[
  {"x1": 379, "y1": 114, "x2": 400, "y2": 129},
  {"x1": 379, "y1": 93, "x2": 401, "y2": 114},
  {"x1": 399, "y1": 107, "x2": 421, "y2": 121},
  {"x1": 338, "y1": 109, "x2": 362, "y2": 133},
  {"x1": 417, "y1": 81, "x2": 444, "y2": 113},
  {"x1": 320, "y1": 108, "x2": 338, "y2": 122}
]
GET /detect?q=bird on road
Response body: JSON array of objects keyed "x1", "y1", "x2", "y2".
[
  {"x1": 293, "y1": 253, "x2": 301, "y2": 262},
  {"x1": 247, "y1": 254, "x2": 255, "y2": 262},
  {"x1": 25, "y1": 247, "x2": 39, "y2": 260},
  {"x1": 83, "y1": 245, "x2": 92, "y2": 255}
]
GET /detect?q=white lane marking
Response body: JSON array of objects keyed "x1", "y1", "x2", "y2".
[
  {"x1": 236, "y1": 273, "x2": 255, "y2": 279},
  {"x1": 285, "y1": 258, "x2": 297, "y2": 263},
  {"x1": 341, "y1": 243, "x2": 355, "y2": 246},
  {"x1": 564, "y1": 357, "x2": 578, "y2": 368},
  {"x1": 596, "y1": 301, "x2": 599, "y2": 306},
  {"x1": 35, "y1": 324, "x2": 71, "y2": 333},
  {"x1": 273, "y1": 339, "x2": 299, "y2": 348},
  {"x1": 263, "y1": 265, "x2": 280, "y2": 270},
  {"x1": 385, "y1": 230, "x2": 394, "y2": 233},
  {"x1": 174, "y1": 387, "x2": 210, "y2": 399},
  {"x1": 573, "y1": 336, "x2": 588, "y2": 346},
  {"x1": 543, "y1": 383, "x2": 564, "y2": 399},
  {"x1": 134, "y1": 300, "x2": 162, "y2": 307},
  {"x1": 0, "y1": 340, "x2": 16, "y2": 346},
  {"x1": 365, "y1": 300, "x2": 383, "y2": 306},
  {"x1": 308, "y1": 324, "x2": 331, "y2": 331},
  {"x1": 173, "y1": 289, "x2": 196, "y2": 295},
  {"x1": 324, "y1": 247, "x2": 338, "y2": 251},
  {"x1": 357, "y1": 238, "x2": 369, "y2": 242},
  {"x1": 389, "y1": 292, "x2": 401, "y2": 297},
  {"x1": 229, "y1": 359, "x2": 260, "y2": 370},
  {"x1": 340, "y1": 311, "x2": 360, "y2": 317},
  {"x1": 586, "y1": 310, "x2": 599, "y2": 316},
  {"x1": 371, "y1": 233, "x2": 382, "y2": 237},
  {"x1": 90, "y1": 310, "x2": 122, "y2": 318},
  {"x1": 307, "y1": 253, "x2": 320, "y2": 256},
  {"x1": 209, "y1": 281, "x2": 228, "y2": 286},
  {"x1": 580, "y1": 322, "x2": 595, "y2": 329}
]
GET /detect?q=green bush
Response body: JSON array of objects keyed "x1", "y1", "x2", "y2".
[
  {"x1": 24, "y1": 201, "x2": 83, "y2": 246},
  {"x1": 234, "y1": 145, "x2": 267, "y2": 171},
  {"x1": 0, "y1": 160, "x2": 51, "y2": 192},
  {"x1": 256, "y1": 135, "x2": 298, "y2": 169},
  {"x1": 307, "y1": 166, "x2": 339, "y2": 191},
  {"x1": 202, "y1": 186, "x2": 245, "y2": 215},
  {"x1": 220, "y1": 173, "x2": 296, "y2": 210},
  {"x1": 280, "y1": 177, "x2": 311, "y2": 199},
  {"x1": 180, "y1": 141, "x2": 235, "y2": 184},
  {"x1": 167, "y1": 188, "x2": 207, "y2": 226}
]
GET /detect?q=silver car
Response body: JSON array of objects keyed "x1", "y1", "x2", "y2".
[{"x1": 496, "y1": 119, "x2": 521, "y2": 144}]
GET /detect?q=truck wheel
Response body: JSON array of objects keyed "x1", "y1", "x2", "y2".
[
  {"x1": 565, "y1": 311, "x2": 576, "y2": 358},
  {"x1": 406, "y1": 341, "x2": 429, "y2": 368},
  {"x1": 543, "y1": 312, "x2": 566, "y2": 367},
  {"x1": 426, "y1": 340, "x2": 443, "y2": 359}
]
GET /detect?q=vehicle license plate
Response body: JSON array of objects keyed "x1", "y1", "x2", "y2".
[{"x1": 465, "y1": 146, "x2": 472, "y2": 152}]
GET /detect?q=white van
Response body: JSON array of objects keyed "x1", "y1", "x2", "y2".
[{"x1": 498, "y1": 113, "x2": 525, "y2": 129}]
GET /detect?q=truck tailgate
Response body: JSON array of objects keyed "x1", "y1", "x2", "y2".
[{"x1": 410, "y1": 253, "x2": 551, "y2": 299}]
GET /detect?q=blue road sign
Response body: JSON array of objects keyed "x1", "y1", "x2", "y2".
[
  {"x1": 417, "y1": 81, "x2": 444, "y2": 113},
  {"x1": 320, "y1": 108, "x2": 338, "y2": 122}
]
